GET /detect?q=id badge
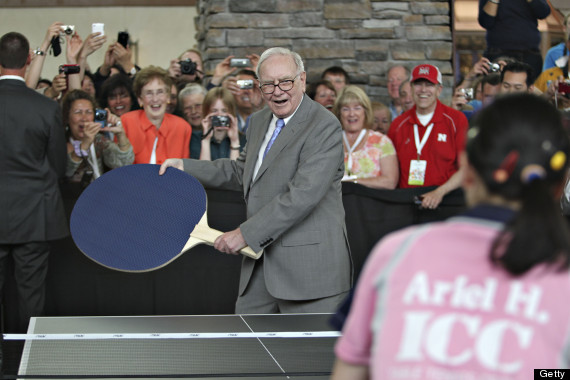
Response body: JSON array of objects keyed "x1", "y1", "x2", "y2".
[{"x1": 408, "y1": 159, "x2": 427, "y2": 186}]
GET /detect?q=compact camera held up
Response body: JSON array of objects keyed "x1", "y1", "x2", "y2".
[
  {"x1": 459, "y1": 87, "x2": 474, "y2": 101},
  {"x1": 50, "y1": 25, "x2": 75, "y2": 57},
  {"x1": 211, "y1": 115, "x2": 230, "y2": 128},
  {"x1": 230, "y1": 58, "x2": 251, "y2": 67},
  {"x1": 94, "y1": 109, "x2": 108, "y2": 128},
  {"x1": 58, "y1": 64, "x2": 80, "y2": 75},
  {"x1": 237, "y1": 79, "x2": 254, "y2": 89},
  {"x1": 488, "y1": 62, "x2": 501, "y2": 73},
  {"x1": 61, "y1": 25, "x2": 75, "y2": 35},
  {"x1": 558, "y1": 81, "x2": 570, "y2": 99}
]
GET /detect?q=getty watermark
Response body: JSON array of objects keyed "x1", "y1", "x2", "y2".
[{"x1": 535, "y1": 369, "x2": 569, "y2": 379}]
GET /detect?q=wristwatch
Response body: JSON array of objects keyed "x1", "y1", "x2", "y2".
[
  {"x1": 33, "y1": 48, "x2": 45, "y2": 56},
  {"x1": 129, "y1": 67, "x2": 137, "y2": 76}
]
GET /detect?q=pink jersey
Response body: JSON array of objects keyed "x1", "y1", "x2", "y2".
[{"x1": 336, "y1": 206, "x2": 570, "y2": 379}]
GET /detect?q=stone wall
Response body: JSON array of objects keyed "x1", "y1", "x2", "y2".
[{"x1": 195, "y1": 0, "x2": 453, "y2": 103}]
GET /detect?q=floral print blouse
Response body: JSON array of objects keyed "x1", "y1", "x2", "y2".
[{"x1": 343, "y1": 130, "x2": 396, "y2": 178}]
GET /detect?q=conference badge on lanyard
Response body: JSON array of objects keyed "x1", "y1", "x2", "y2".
[{"x1": 408, "y1": 123, "x2": 433, "y2": 186}]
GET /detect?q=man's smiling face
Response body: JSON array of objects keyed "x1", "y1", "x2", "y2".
[
  {"x1": 412, "y1": 79, "x2": 442, "y2": 115},
  {"x1": 258, "y1": 54, "x2": 306, "y2": 119}
]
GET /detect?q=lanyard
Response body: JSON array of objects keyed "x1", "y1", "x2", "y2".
[
  {"x1": 343, "y1": 129, "x2": 367, "y2": 174},
  {"x1": 413, "y1": 123, "x2": 434, "y2": 160},
  {"x1": 70, "y1": 137, "x2": 101, "y2": 179},
  {"x1": 87, "y1": 144, "x2": 101, "y2": 179}
]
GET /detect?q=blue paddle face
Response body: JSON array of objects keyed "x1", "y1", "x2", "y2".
[{"x1": 70, "y1": 164, "x2": 207, "y2": 272}]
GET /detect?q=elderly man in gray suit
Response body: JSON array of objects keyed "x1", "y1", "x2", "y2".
[
  {"x1": 0, "y1": 32, "x2": 68, "y2": 332},
  {"x1": 160, "y1": 47, "x2": 352, "y2": 313}
]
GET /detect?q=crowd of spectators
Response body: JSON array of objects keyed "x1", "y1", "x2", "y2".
[{"x1": 18, "y1": 12, "x2": 570, "y2": 205}]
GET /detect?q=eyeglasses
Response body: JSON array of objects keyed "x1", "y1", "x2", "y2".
[
  {"x1": 316, "y1": 90, "x2": 336, "y2": 99},
  {"x1": 341, "y1": 105, "x2": 364, "y2": 113},
  {"x1": 72, "y1": 109, "x2": 94, "y2": 116},
  {"x1": 141, "y1": 88, "x2": 168, "y2": 99},
  {"x1": 184, "y1": 104, "x2": 202, "y2": 113},
  {"x1": 259, "y1": 75, "x2": 299, "y2": 94}
]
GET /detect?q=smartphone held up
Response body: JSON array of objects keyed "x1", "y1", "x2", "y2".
[{"x1": 91, "y1": 23, "x2": 105, "y2": 36}]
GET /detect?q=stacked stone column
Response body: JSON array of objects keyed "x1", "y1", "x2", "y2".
[{"x1": 196, "y1": 0, "x2": 452, "y2": 103}]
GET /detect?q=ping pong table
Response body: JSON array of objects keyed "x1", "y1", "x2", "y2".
[{"x1": 11, "y1": 313, "x2": 339, "y2": 379}]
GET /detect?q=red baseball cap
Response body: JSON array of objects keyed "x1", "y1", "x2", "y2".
[{"x1": 411, "y1": 64, "x2": 442, "y2": 85}]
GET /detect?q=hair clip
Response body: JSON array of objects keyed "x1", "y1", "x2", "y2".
[
  {"x1": 520, "y1": 164, "x2": 546, "y2": 184},
  {"x1": 493, "y1": 169, "x2": 509, "y2": 184},
  {"x1": 550, "y1": 151, "x2": 567, "y2": 171},
  {"x1": 492, "y1": 150, "x2": 519, "y2": 184}
]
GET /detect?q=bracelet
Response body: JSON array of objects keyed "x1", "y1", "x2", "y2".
[{"x1": 230, "y1": 146, "x2": 240, "y2": 150}]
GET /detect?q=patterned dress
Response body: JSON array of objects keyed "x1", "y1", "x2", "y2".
[{"x1": 343, "y1": 130, "x2": 396, "y2": 178}]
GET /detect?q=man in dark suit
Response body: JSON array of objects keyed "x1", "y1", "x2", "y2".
[
  {"x1": 160, "y1": 47, "x2": 351, "y2": 313},
  {"x1": 0, "y1": 32, "x2": 68, "y2": 332}
]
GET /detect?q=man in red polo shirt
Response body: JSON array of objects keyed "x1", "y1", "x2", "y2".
[{"x1": 388, "y1": 64, "x2": 468, "y2": 209}]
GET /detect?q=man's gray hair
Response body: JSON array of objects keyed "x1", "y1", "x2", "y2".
[
  {"x1": 178, "y1": 83, "x2": 207, "y2": 104},
  {"x1": 256, "y1": 47, "x2": 305, "y2": 80}
]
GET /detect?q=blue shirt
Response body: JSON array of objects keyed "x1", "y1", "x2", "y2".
[
  {"x1": 543, "y1": 42, "x2": 568, "y2": 71},
  {"x1": 389, "y1": 102, "x2": 402, "y2": 120},
  {"x1": 461, "y1": 99, "x2": 483, "y2": 121}
]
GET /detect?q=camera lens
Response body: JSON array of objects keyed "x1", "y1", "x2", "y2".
[
  {"x1": 179, "y1": 59, "x2": 197, "y2": 75},
  {"x1": 95, "y1": 109, "x2": 107, "y2": 121},
  {"x1": 489, "y1": 63, "x2": 500, "y2": 73}
]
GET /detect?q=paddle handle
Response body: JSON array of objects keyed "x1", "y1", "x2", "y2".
[{"x1": 190, "y1": 224, "x2": 262, "y2": 259}]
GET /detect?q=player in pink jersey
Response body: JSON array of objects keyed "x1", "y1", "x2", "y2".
[{"x1": 332, "y1": 93, "x2": 570, "y2": 380}]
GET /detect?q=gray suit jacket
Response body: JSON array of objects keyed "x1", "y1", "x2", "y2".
[
  {"x1": 0, "y1": 78, "x2": 68, "y2": 243},
  {"x1": 183, "y1": 95, "x2": 352, "y2": 300}
]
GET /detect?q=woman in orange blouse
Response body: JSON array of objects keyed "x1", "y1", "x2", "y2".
[{"x1": 121, "y1": 66, "x2": 192, "y2": 164}]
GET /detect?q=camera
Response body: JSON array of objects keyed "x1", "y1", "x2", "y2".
[
  {"x1": 51, "y1": 26, "x2": 75, "y2": 57},
  {"x1": 118, "y1": 31, "x2": 129, "y2": 48},
  {"x1": 237, "y1": 79, "x2": 254, "y2": 89},
  {"x1": 489, "y1": 62, "x2": 501, "y2": 73},
  {"x1": 94, "y1": 109, "x2": 108, "y2": 128},
  {"x1": 179, "y1": 59, "x2": 197, "y2": 75},
  {"x1": 558, "y1": 81, "x2": 570, "y2": 99},
  {"x1": 61, "y1": 25, "x2": 75, "y2": 35},
  {"x1": 230, "y1": 58, "x2": 251, "y2": 67},
  {"x1": 211, "y1": 115, "x2": 230, "y2": 128},
  {"x1": 58, "y1": 64, "x2": 80, "y2": 75},
  {"x1": 460, "y1": 87, "x2": 474, "y2": 101}
]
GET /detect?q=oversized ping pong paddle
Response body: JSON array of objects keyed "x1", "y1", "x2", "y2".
[{"x1": 70, "y1": 164, "x2": 262, "y2": 272}]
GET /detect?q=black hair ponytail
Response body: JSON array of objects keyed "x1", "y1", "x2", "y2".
[
  {"x1": 491, "y1": 180, "x2": 570, "y2": 275},
  {"x1": 468, "y1": 93, "x2": 570, "y2": 276}
]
